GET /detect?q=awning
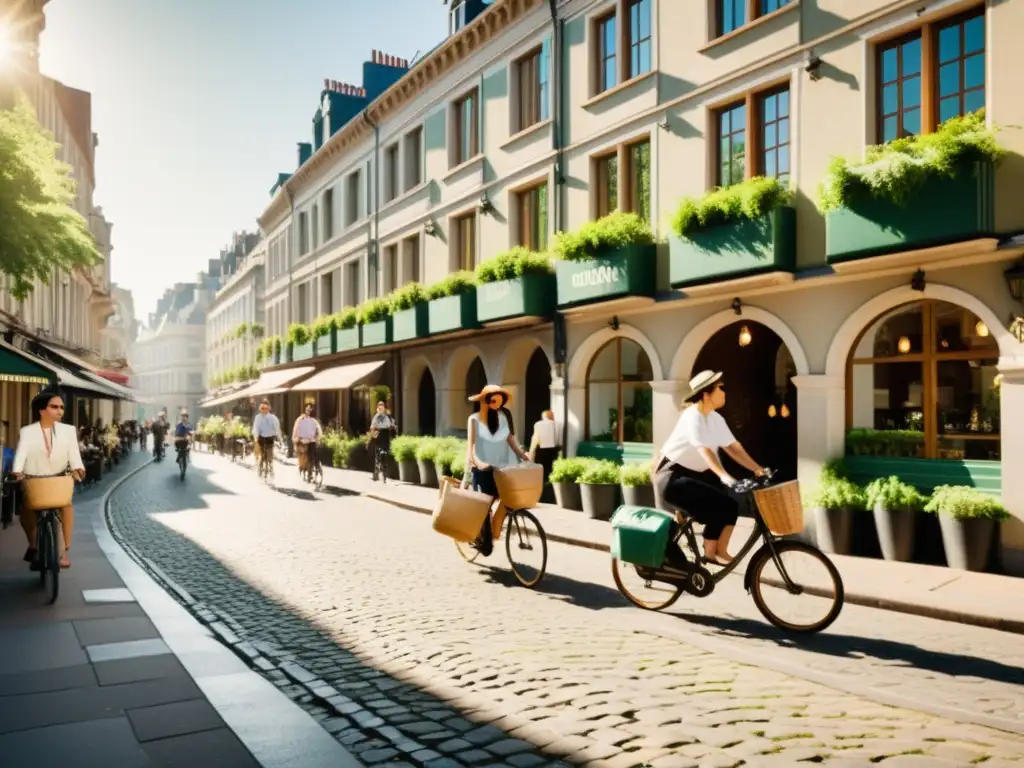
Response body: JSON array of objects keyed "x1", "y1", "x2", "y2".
[
  {"x1": 83, "y1": 371, "x2": 135, "y2": 401},
  {"x1": 202, "y1": 366, "x2": 315, "y2": 408},
  {"x1": 0, "y1": 342, "x2": 54, "y2": 385},
  {"x1": 202, "y1": 385, "x2": 254, "y2": 409},
  {"x1": 290, "y1": 360, "x2": 386, "y2": 392},
  {"x1": 0, "y1": 341, "x2": 118, "y2": 397},
  {"x1": 38, "y1": 341, "x2": 99, "y2": 373},
  {"x1": 96, "y1": 369, "x2": 130, "y2": 386}
]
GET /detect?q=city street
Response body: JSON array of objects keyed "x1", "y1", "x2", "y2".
[{"x1": 104, "y1": 453, "x2": 1024, "y2": 767}]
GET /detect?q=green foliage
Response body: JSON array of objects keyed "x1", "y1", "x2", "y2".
[
  {"x1": 451, "y1": 452, "x2": 467, "y2": 478},
  {"x1": 845, "y1": 428, "x2": 924, "y2": 458},
  {"x1": 475, "y1": 247, "x2": 554, "y2": 284},
  {"x1": 255, "y1": 345, "x2": 265, "y2": 364},
  {"x1": 332, "y1": 308, "x2": 358, "y2": 330},
  {"x1": 619, "y1": 462, "x2": 652, "y2": 487},
  {"x1": 358, "y1": 296, "x2": 391, "y2": 324},
  {"x1": 250, "y1": 323, "x2": 265, "y2": 338},
  {"x1": 0, "y1": 95, "x2": 101, "y2": 300},
  {"x1": 549, "y1": 457, "x2": 590, "y2": 483},
  {"x1": 232, "y1": 322, "x2": 249, "y2": 339},
  {"x1": 424, "y1": 271, "x2": 477, "y2": 300},
  {"x1": 551, "y1": 212, "x2": 654, "y2": 262},
  {"x1": 311, "y1": 315, "x2": 332, "y2": 340},
  {"x1": 579, "y1": 459, "x2": 621, "y2": 485},
  {"x1": 273, "y1": 336, "x2": 282, "y2": 355},
  {"x1": 414, "y1": 437, "x2": 440, "y2": 462},
  {"x1": 388, "y1": 282, "x2": 427, "y2": 312},
  {"x1": 924, "y1": 485, "x2": 1009, "y2": 521},
  {"x1": 227, "y1": 416, "x2": 249, "y2": 438},
  {"x1": 287, "y1": 323, "x2": 311, "y2": 346},
  {"x1": 670, "y1": 176, "x2": 791, "y2": 238},
  {"x1": 390, "y1": 435, "x2": 420, "y2": 462},
  {"x1": 817, "y1": 111, "x2": 1003, "y2": 212},
  {"x1": 865, "y1": 476, "x2": 926, "y2": 512},
  {"x1": 200, "y1": 415, "x2": 227, "y2": 436},
  {"x1": 807, "y1": 470, "x2": 865, "y2": 510}
]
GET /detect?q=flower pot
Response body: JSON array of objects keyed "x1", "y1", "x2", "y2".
[
  {"x1": 813, "y1": 506, "x2": 854, "y2": 555},
  {"x1": 872, "y1": 503, "x2": 916, "y2": 562},
  {"x1": 938, "y1": 515, "x2": 996, "y2": 572},
  {"x1": 581, "y1": 483, "x2": 620, "y2": 521},
  {"x1": 621, "y1": 483, "x2": 655, "y2": 508},
  {"x1": 553, "y1": 481, "x2": 582, "y2": 511},
  {"x1": 417, "y1": 459, "x2": 438, "y2": 488},
  {"x1": 398, "y1": 459, "x2": 420, "y2": 484}
]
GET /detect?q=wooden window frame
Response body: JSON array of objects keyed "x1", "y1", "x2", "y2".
[
  {"x1": 845, "y1": 300, "x2": 1000, "y2": 460},
  {"x1": 515, "y1": 46, "x2": 547, "y2": 133},
  {"x1": 591, "y1": 135, "x2": 652, "y2": 220},
  {"x1": 756, "y1": 85, "x2": 791, "y2": 183},
  {"x1": 384, "y1": 143, "x2": 400, "y2": 203},
  {"x1": 584, "y1": 337, "x2": 653, "y2": 445},
  {"x1": 592, "y1": 150, "x2": 619, "y2": 219},
  {"x1": 709, "y1": 78, "x2": 790, "y2": 188},
  {"x1": 594, "y1": 10, "x2": 618, "y2": 95},
  {"x1": 452, "y1": 211, "x2": 477, "y2": 272},
  {"x1": 709, "y1": 0, "x2": 795, "y2": 40},
  {"x1": 625, "y1": 0, "x2": 652, "y2": 81},
  {"x1": 404, "y1": 126, "x2": 424, "y2": 191},
  {"x1": 590, "y1": 0, "x2": 654, "y2": 97},
  {"x1": 452, "y1": 88, "x2": 480, "y2": 167},
  {"x1": 515, "y1": 181, "x2": 549, "y2": 251}
]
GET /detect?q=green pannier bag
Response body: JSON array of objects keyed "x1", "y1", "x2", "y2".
[{"x1": 610, "y1": 505, "x2": 675, "y2": 568}]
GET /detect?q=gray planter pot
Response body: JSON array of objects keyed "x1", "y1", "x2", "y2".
[
  {"x1": 417, "y1": 459, "x2": 438, "y2": 489},
  {"x1": 581, "y1": 483, "x2": 621, "y2": 521},
  {"x1": 621, "y1": 484, "x2": 655, "y2": 508},
  {"x1": 398, "y1": 459, "x2": 420, "y2": 485},
  {"x1": 872, "y1": 503, "x2": 916, "y2": 562},
  {"x1": 553, "y1": 481, "x2": 582, "y2": 511},
  {"x1": 938, "y1": 515, "x2": 996, "y2": 571},
  {"x1": 813, "y1": 506, "x2": 855, "y2": 555}
]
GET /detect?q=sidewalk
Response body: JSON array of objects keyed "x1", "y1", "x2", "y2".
[
  {"x1": 303, "y1": 459, "x2": 1024, "y2": 636},
  {"x1": 0, "y1": 450, "x2": 357, "y2": 768}
]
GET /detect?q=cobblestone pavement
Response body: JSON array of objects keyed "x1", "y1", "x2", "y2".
[{"x1": 106, "y1": 454, "x2": 1024, "y2": 767}]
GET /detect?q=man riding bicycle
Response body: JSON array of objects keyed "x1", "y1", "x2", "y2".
[
  {"x1": 291, "y1": 402, "x2": 322, "y2": 478},
  {"x1": 173, "y1": 410, "x2": 193, "y2": 463},
  {"x1": 368, "y1": 401, "x2": 396, "y2": 481},
  {"x1": 251, "y1": 399, "x2": 281, "y2": 467}
]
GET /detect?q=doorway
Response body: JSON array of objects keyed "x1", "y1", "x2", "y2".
[
  {"x1": 418, "y1": 368, "x2": 436, "y2": 436},
  {"x1": 522, "y1": 347, "x2": 551, "y2": 446}
]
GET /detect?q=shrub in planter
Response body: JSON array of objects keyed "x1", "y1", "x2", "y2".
[
  {"x1": 924, "y1": 485, "x2": 1009, "y2": 572},
  {"x1": 330, "y1": 435, "x2": 364, "y2": 469},
  {"x1": 807, "y1": 470, "x2": 865, "y2": 555},
  {"x1": 549, "y1": 457, "x2": 587, "y2": 511},
  {"x1": 846, "y1": 428, "x2": 924, "y2": 458},
  {"x1": 391, "y1": 435, "x2": 421, "y2": 484},
  {"x1": 287, "y1": 322, "x2": 311, "y2": 346},
  {"x1": 552, "y1": 211, "x2": 655, "y2": 262},
  {"x1": 579, "y1": 460, "x2": 622, "y2": 521},
  {"x1": 864, "y1": 476, "x2": 926, "y2": 562},
  {"x1": 619, "y1": 462, "x2": 655, "y2": 508},
  {"x1": 415, "y1": 438, "x2": 440, "y2": 488}
]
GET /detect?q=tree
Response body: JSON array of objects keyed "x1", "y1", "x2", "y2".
[{"x1": 0, "y1": 94, "x2": 99, "y2": 299}]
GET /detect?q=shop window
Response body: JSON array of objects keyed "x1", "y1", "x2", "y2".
[
  {"x1": 847, "y1": 300, "x2": 1000, "y2": 461},
  {"x1": 586, "y1": 338, "x2": 653, "y2": 444}
]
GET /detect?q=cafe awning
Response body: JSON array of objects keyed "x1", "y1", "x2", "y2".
[
  {"x1": 0, "y1": 341, "x2": 119, "y2": 397},
  {"x1": 290, "y1": 359, "x2": 386, "y2": 392},
  {"x1": 202, "y1": 366, "x2": 315, "y2": 408},
  {"x1": 0, "y1": 341, "x2": 54, "y2": 386},
  {"x1": 83, "y1": 371, "x2": 135, "y2": 401}
]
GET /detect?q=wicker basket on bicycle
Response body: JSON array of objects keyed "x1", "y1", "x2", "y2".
[
  {"x1": 751, "y1": 479, "x2": 804, "y2": 536},
  {"x1": 433, "y1": 476, "x2": 492, "y2": 542},
  {"x1": 493, "y1": 463, "x2": 543, "y2": 511},
  {"x1": 22, "y1": 475, "x2": 74, "y2": 511}
]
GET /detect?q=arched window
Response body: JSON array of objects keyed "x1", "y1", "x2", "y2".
[
  {"x1": 586, "y1": 338, "x2": 653, "y2": 444},
  {"x1": 847, "y1": 300, "x2": 1000, "y2": 461}
]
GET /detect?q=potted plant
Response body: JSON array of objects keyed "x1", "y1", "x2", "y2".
[
  {"x1": 425, "y1": 271, "x2": 479, "y2": 335},
  {"x1": 579, "y1": 460, "x2": 621, "y2": 521},
  {"x1": 806, "y1": 464, "x2": 864, "y2": 555},
  {"x1": 311, "y1": 315, "x2": 332, "y2": 355},
  {"x1": 619, "y1": 462, "x2": 655, "y2": 507},
  {"x1": 549, "y1": 457, "x2": 587, "y2": 512},
  {"x1": 332, "y1": 308, "x2": 361, "y2": 352},
  {"x1": 924, "y1": 485, "x2": 1009, "y2": 572},
  {"x1": 415, "y1": 438, "x2": 440, "y2": 488},
  {"x1": 389, "y1": 282, "x2": 429, "y2": 342},
  {"x1": 391, "y1": 435, "x2": 420, "y2": 484},
  {"x1": 287, "y1": 323, "x2": 313, "y2": 361},
  {"x1": 474, "y1": 247, "x2": 556, "y2": 324},
  {"x1": 358, "y1": 297, "x2": 393, "y2": 347},
  {"x1": 864, "y1": 475, "x2": 926, "y2": 562}
]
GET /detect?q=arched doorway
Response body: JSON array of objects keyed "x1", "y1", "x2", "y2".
[
  {"x1": 693, "y1": 320, "x2": 798, "y2": 480},
  {"x1": 466, "y1": 356, "x2": 487, "y2": 402},
  {"x1": 586, "y1": 338, "x2": 654, "y2": 445},
  {"x1": 523, "y1": 347, "x2": 551, "y2": 446},
  {"x1": 418, "y1": 368, "x2": 436, "y2": 436}
]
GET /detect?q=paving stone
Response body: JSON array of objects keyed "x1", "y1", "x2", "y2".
[
  {"x1": 486, "y1": 738, "x2": 535, "y2": 756},
  {"x1": 438, "y1": 738, "x2": 473, "y2": 753}
]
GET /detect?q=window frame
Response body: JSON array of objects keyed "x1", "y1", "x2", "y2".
[
  {"x1": 590, "y1": 0, "x2": 655, "y2": 98},
  {"x1": 514, "y1": 181, "x2": 549, "y2": 251},
  {"x1": 404, "y1": 126, "x2": 424, "y2": 191},
  {"x1": 515, "y1": 45, "x2": 549, "y2": 133},
  {"x1": 584, "y1": 337, "x2": 653, "y2": 445},
  {"x1": 384, "y1": 142, "x2": 400, "y2": 203},
  {"x1": 709, "y1": 78, "x2": 791, "y2": 189},
  {"x1": 590, "y1": 134, "x2": 652, "y2": 221},
  {"x1": 711, "y1": 0, "x2": 794, "y2": 40},
  {"x1": 452, "y1": 88, "x2": 480, "y2": 167},
  {"x1": 452, "y1": 211, "x2": 477, "y2": 272}
]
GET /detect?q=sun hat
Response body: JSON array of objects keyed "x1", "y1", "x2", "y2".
[
  {"x1": 683, "y1": 370, "x2": 723, "y2": 402},
  {"x1": 469, "y1": 384, "x2": 512, "y2": 405}
]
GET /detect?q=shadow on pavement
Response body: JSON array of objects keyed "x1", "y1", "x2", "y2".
[
  {"x1": 678, "y1": 612, "x2": 1024, "y2": 687},
  {"x1": 481, "y1": 564, "x2": 628, "y2": 610}
]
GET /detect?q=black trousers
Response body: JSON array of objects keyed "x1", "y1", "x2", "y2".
[
  {"x1": 653, "y1": 458, "x2": 739, "y2": 541},
  {"x1": 471, "y1": 467, "x2": 498, "y2": 555}
]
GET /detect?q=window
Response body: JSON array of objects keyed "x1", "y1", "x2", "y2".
[
  {"x1": 385, "y1": 143, "x2": 399, "y2": 202},
  {"x1": 344, "y1": 260, "x2": 361, "y2": 307},
  {"x1": 876, "y1": 11, "x2": 984, "y2": 143},
  {"x1": 713, "y1": 86, "x2": 789, "y2": 187},
  {"x1": 516, "y1": 44, "x2": 550, "y2": 132},
  {"x1": 595, "y1": 153, "x2": 618, "y2": 217},
  {"x1": 188, "y1": 373, "x2": 203, "y2": 392},
  {"x1": 345, "y1": 171, "x2": 360, "y2": 225},
  {"x1": 404, "y1": 127, "x2": 423, "y2": 190},
  {"x1": 717, "y1": 102, "x2": 746, "y2": 187},
  {"x1": 847, "y1": 300, "x2": 1000, "y2": 461},
  {"x1": 453, "y1": 89, "x2": 479, "y2": 166},
  {"x1": 320, "y1": 273, "x2": 334, "y2": 314},
  {"x1": 586, "y1": 338, "x2": 654, "y2": 444},
  {"x1": 625, "y1": 139, "x2": 650, "y2": 221},
  {"x1": 453, "y1": 213, "x2": 476, "y2": 271},
  {"x1": 596, "y1": 12, "x2": 617, "y2": 93},
  {"x1": 402, "y1": 235, "x2": 421, "y2": 284},
  {"x1": 627, "y1": 0, "x2": 652, "y2": 80},
  {"x1": 516, "y1": 184, "x2": 548, "y2": 251},
  {"x1": 323, "y1": 189, "x2": 334, "y2": 240},
  {"x1": 298, "y1": 212, "x2": 310, "y2": 255},
  {"x1": 718, "y1": 0, "x2": 745, "y2": 36},
  {"x1": 759, "y1": 89, "x2": 790, "y2": 183},
  {"x1": 383, "y1": 244, "x2": 399, "y2": 293},
  {"x1": 311, "y1": 204, "x2": 319, "y2": 249},
  {"x1": 760, "y1": 0, "x2": 791, "y2": 14}
]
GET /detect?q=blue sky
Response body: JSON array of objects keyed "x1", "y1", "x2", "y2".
[{"x1": 39, "y1": 0, "x2": 446, "y2": 323}]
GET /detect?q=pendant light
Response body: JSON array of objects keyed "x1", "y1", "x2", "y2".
[
  {"x1": 898, "y1": 336, "x2": 911, "y2": 354},
  {"x1": 738, "y1": 325, "x2": 752, "y2": 347}
]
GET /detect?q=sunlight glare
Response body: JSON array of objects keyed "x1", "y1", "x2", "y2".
[{"x1": 0, "y1": 21, "x2": 13, "y2": 71}]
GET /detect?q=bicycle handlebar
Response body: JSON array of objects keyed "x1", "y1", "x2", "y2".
[{"x1": 731, "y1": 467, "x2": 775, "y2": 495}]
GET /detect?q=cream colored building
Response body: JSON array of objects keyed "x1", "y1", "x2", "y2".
[
  {"x1": 235, "y1": 0, "x2": 1024, "y2": 573},
  {"x1": 206, "y1": 236, "x2": 266, "y2": 386}
]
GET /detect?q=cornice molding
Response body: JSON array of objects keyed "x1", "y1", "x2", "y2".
[{"x1": 257, "y1": 0, "x2": 543, "y2": 233}]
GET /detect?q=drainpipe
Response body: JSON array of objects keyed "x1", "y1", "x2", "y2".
[{"x1": 361, "y1": 109, "x2": 381, "y2": 299}]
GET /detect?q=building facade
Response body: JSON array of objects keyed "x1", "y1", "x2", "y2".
[
  {"x1": 218, "y1": 0, "x2": 1024, "y2": 572},
  {"x1": 206, "y1": 232, "x2": 266, "y2": 387}
]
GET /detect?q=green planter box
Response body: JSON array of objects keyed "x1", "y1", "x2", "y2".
[
  {"x1": 291, "y1": 341, "x2": 315, "y2": 361},
  {"x1": 577, "y1": 441, "x2": 654, "y2": 464},
  {"x1": 555, "y1": 244, "x2": 657, "y2": 309},
  {"x1": 476, "y1": 274, "x2": 556, "y2": 324},
  {"x1": 272, "y1": 349, "x2": 281, "y2": 365},
  {"x1": 392, "y1": 304, "x2": 429, "y2": 342},
  {"x1": 825, "y1": 162, "x2": 995, "y2": 263},
  {"x1": 843, "y1": 455, "x2": 1002, "y2": 496},
  {"x1": 285, "y1": 343, "x2": 293, "y2": 363},
  {"x1": 333, "y1": 326, "x2": 361, "y2": 352},
  {"x1": 428, "y1": 291, "x2": 479, "y2": 335},
  {"x1": 362, "y1": 318, "x2": 393, "y2": 347},
  {"x1": 669, "y1": 207, "x2": 797, "y2": 287}
]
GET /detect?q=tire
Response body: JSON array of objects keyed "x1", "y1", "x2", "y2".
[
  {"x1": 611, "y1": 558, "x2": 684, "y2": 612},
  {"x1": 41, "y1": 515, "x2": 59, "y2": 604},
  {"x1": 505, "y1": 509, "x2": 548, "y2": 588},
  {"x1": 179, "y1": 455, "x2": 187, "y2": 481},
  {"x1": 454, "y1": 539, "x2": 482, "y2": 564},
  {"x1": 748, "y1": 540, "x2": 845, "y2": 634}
]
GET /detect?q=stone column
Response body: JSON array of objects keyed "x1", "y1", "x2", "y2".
[
  {"x1": 550, "y1": 374, "x2": 584, "y2": 457},
  {"x1": 998, "y1": 358, "x2": 1024, "y2": 575},
  {"x1": 792, "y1": 374, "x2": 846, "y2": 541},
  {"x1": 649, "y1": 379, "x2": 684, "y2": 452}
]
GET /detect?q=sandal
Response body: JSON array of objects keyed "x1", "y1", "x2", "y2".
[{"x1": 60, "y1": 551, "x2": 71, "y2": 569}]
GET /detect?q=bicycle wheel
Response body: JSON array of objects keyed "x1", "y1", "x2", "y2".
[
  {"x1": 454, "y1": 539, "x2": 482, "y2": 563},
  {"x1": 748, "y1": 540, "x2": 844, "y2": 634},
  {"x1": 313, "y1": 463, "x2": 323, "y2": 490},
  {"x1": 611, "y1": 559, "x2": 684, "y2": 612},
  {"x1": 41, "y1": 514, "x2": 59, "y2": 604},
  {"x1": 505, "y1": 509, "x2": 547, "y2": 588}
]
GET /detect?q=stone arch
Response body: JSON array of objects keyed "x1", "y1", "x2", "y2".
[
  {"x1": 498, "y1": 335, "x2": 554, "y2": 384},
  {"x1": 566, "y1": 323, "x2": 664, "y2": 385},
  {"x1": 825, "y1": 284, "x2": 1018, "y2": 377},
  {"x1": 444, "y1": 343, "x2": 489, "y2": 432},
  {"x1": 401, "y1": 355, "x2": 436, "y2": 435},
  {"x1": 497, "y1": 336, "x2": 554, "y2": 446},
  {"x1": 671, "y1": 306, "x2": 810, "y2": 382}
]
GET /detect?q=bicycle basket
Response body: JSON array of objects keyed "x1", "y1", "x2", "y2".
[
  {"x1": 752, "y1": 480, "x2": 804, "y2": 536},
  {"x1": 494, "y1": 462, "x2": 543, "y2": 510},
  {"x1": 23, "y1": 475, "x2": 74, "y2": 511},
  {"x1": 432, "y1": 479, "x2": 492, "y2": 542}
]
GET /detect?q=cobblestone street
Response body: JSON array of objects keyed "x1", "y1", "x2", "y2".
[{"x1": 106, "y1": 454, "x2": 1024, "y2": 767}]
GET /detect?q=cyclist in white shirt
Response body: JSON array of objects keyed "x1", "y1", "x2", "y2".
[
  {"x1": 251, "y1": 399, "x2": 281, "y2": 463},
  {"x1": 292, "y1": 402, "x2": 323, "y2": 474}
]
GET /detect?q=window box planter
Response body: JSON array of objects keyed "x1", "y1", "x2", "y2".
[
  {"x1": 669, "y1": 207, "x2": 797, "y2": 287},
  {"x1": 392, "y1": 304, "x2": 429, "y2": 342},
  {"x1": 576, "y1": 441, "x2": 654, "y2": 464},
  {"x1": 332, "y1": 326, "x2": 361, "y2": 353},
  {"x1": 555, "y1": 244, "x2": 657, "y2": 309},
  {"x1": 361, "y1": 318, "x2": 393, "y2": 347},
  {"x1": 291, "y1": 341, "x2": 316, "y2": 362},
  {"x1": 428, "y1": 291, "x2": 479, "y2": 335},
  {"x1": 476, "y1": 274, "x2": 556, "y2": 324},
  {"x1": 825, "y1": 162, "x2": 995, "y2": 263},
  {"x1": 843, "y1": 456, "x2": 1002, "y2": 496}
]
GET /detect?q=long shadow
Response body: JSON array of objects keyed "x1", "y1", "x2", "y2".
[
  {"x1": 678, "y1": 612, "x2": 1024, "y2": 688},
  {"x1": 480, "y1": 563, "x2": 628, "y2": 610}
]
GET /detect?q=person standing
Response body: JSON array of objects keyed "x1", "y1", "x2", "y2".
[
  {"x1": 13, "y1": 388, "x2": 85, "y2": 569},
  {"x1": 528, "y1": 410, "x2": 559, "y2": 503},
  {"x1": 150, "y1": 412, "x2": 168, "y2": 459}
]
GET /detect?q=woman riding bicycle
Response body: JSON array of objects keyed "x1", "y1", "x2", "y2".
[
  {"x1": 654, "y1": 370, "x2": 766, "y2": 566},
  {"x1": 292, "y1": 402, "x2": 322, "y2": 476},
  {"x1": 466, "y1": 384, "x2": 530, "y2": 556}
]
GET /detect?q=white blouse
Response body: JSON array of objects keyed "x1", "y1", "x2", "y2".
[
  {"x1": 659, "y1": 406, "x2": 736, "y2": 473},
  {"x1": 532, "y1": 419, "x2": 557, "y2": 449},
  {"x1": 13, "y1": 422, "x2": 85, "y2": 476}
]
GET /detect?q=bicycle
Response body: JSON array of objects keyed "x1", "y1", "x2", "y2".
[
  {"x1": 175, "y1": 439, "x2": 190, "y2": 481},
  {"x1": 373, "y1": 446, "x2": 388, "y2": 484},
  {"x1": 611, "y1": 469, "x2": 845, "y2": 634},
  {"x1": 22, "y1": 472, "x2": 75, "y2": 605},
  {"x1": 297, "y1": 440, "x2": 323, "y2": 490},
  {"x1": 256, "y1": 437, "x2": 276, "y2": 482}
]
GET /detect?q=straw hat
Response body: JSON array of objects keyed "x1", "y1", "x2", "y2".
[
  {"x1": 683, "y1": 370, "x2": 723, "y2": 402},
  {"x1": 469, "y1": 384, "x2": 512, "y2": 405}
]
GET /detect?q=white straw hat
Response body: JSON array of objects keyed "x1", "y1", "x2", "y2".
[{"x1": 683, "y1": 370, "x2": 723, "y2": 401}]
